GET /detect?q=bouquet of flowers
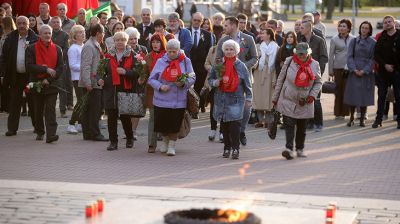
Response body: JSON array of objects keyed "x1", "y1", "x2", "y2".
[
  {"x1": 176, "y1": 73, "x2": 189, "y2": 83},
  {"x1": 24, "y1": 81, "x2": 43, "y2": 93},
  {"x1": 214, "y1": 63, "x2": 225, "y2": 80},
  {"x1": 73, "y1": 58, "x2": 109, "y2": 119},
  {"x1": 133, "y1": 52, "x2": 147, "y2": 82}
]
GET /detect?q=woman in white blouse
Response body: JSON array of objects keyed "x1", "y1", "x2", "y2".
[
  {"x1": 66, "y1": 25, "x2": 85, "y2": 134},
  {"x1": 252, "y1": 28, "x2": 279, "y2": 128}
]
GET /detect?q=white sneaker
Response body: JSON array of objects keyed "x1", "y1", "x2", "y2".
[
  {"x1": 67, "y1": 125, "x2": 78, "y2": 134},
  {"x1": 160, "y1": 137, "x2": 169, "y2": 153},
  {"x1": 75, "y1": 124, "x2": 82, "y2": 132},
  {"x1": 364, "y1": 113, "x2": 369, "y2": 120},
  {"x1": 167, "y1": 140, "x2": 176, "y2": 156},
  {"x1": 208, "y1": 130, "x2": 216, "y2": 141},
  {"x1": 219, "y1": 133, "x2": 224, "y2": 143}
]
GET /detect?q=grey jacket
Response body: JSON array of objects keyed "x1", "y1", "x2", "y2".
[
  {"x1": 215, "y1": 31, "x2": 258, "y2": 78},
  {"x1": 79, "y1": 37, "x2": 102, "y2": 89},
  {"x1": 272, "y1": 57, "x2": 322, "y2": 119},
  {"x1": 328, "y1": 34, "x2": 355, "y2": 74},
  {"x1": 208, "y1": 58, "x2": 253, "y2": 122}
]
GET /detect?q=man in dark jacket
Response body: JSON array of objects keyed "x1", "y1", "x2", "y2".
[
  {"x1": 373, "y1": 15, "x2": 400, "y2": 129},
  {"x1": 50, "y1": 16, "x2": 71, "y2": 118},
  {"x1": 26, "y1": 24, "x2": 63, "y2": 143},
  {"x1": 167, "y1": 12, "x2": 193, "y2": 57},
  {"x1": 1, "y1": 16, "x2": 38, "y2": 136},
  {"x1": 299, "y1": 21, "x2": 328, "y2": 132},
  {"x1": 189, "y1": 12, "x2": 213, "y2": 116},
  {"x1": 136, "y1": 8, "x2": 154, "y2": 52}
]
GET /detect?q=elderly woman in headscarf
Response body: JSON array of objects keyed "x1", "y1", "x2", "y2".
[
  {"x1": 98, "y1": 31, "x2": 138, "y2": 151},
  {"x1": 272, "y1": 43, "x2": 322, "y2": 160},
  {"x1": 148, "y1": 39, "x2": 195, "y2": 156},
  {"x1": 208, "y1": 39, "x2": 252, "y2": 160}
]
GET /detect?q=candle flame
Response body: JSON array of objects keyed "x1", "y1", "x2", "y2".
[{"x1": 216, "y1": 209, "x2": 248, "y2": 222}]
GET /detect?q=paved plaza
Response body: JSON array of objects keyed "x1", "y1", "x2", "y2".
[{"x1": 0, "y1": 88, "x2": 400, "y2": 223}]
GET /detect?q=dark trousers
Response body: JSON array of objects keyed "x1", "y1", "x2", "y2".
[
  {"x1": 59, "y1": 68, "x2": 73, "y2": 112},
  {"x1": 221, "y1": 120, "x2": 241, "y2": 150},
  {"x1": 68, "y1": 82, "x2": 83, "y2": 125},
  {"x1": 33, "y1": 93, "x2": 58, "y2": 137},
  {"x1": 194, "y1": 69, "x2": 207, "y2": 110},
  {"x1": 384, "y1": 101, "x2": 397, "y2": 116},
  {"x1": 106, "y1": 109, "x2": 133, "y2": 143},
  {"x1": 376, "y1": 72, "x2": 400, "y2": 122},
  {"x1": 209, "y1": 89, "x2": 218, "y2": 130},
  {"x1": 283, "y1": 115, "x2": 307, "y2": 150},
  {"x1": 334, "y1": 69, "x2": 349, "y2": 117},
  {"x1": 7, "y1": 74, "x2": 35, "y2": 132},
  {"x1": 0, "y1": 80, "x2": 9, "y2": 112},
  {"x1": 81, "y1": 89, "x2": 102, "y2": 139},
  {"x1": 309, "y1": 91, "x2": 323, "y2": 126}
]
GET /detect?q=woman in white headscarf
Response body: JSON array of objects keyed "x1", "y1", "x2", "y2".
[{"x1": 252, "y1": 28, "x2": 279, "y2": 128}]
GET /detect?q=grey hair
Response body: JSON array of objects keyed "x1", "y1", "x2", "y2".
[
  {"x1": 212, "y1": 12, "x2": 225, "y2": 21},
  {"x1": 125, "y1": 27, "x2": 140, "y2": 39},
  {"x1": 16, "y1": 16, "x2": 29, "y2": 23},
  {"x1": 57, "y1": 3, "x2": 67, "y2": 10},
  {"x1": 222, "y1": 39, "x2": 240, "y2": 55},
  {"x1": 168, "y1": 12, "x2": 180, "y2": 21},
  {"x1": 39, "y1": 24, "x2": 52, "y2": 34},
  {"x1": 166, "y1": 39, "x2": 181, "y2": 50},
  {"x1": 113, "y1": 31, "x2": 129, "y2": 42},
  {"x1": 141, "y1": 8, "x2": 152, "y2": 15}
]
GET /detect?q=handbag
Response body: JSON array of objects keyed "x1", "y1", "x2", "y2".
[
  {"x1": 178, "y1": 111, "x2": 191, "y2": 139},
  {"x1": 322, "y1": 77, "x2": 336, "y2": 94},
  {"x1": 117, "y1": 92, "x2": 146, "y2": 117},
  {"x1": 268, "y1": 58, "x2": 292, "y2": 140},
  {"x1": 183, "y1": 59, "x2": 200, "y2": 114}
]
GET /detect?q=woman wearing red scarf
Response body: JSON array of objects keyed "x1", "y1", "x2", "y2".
[
  {"x1": 98, "y1": 32, "x2": 139, "y2": 151},
  {"x1": 25, "y1": 25, "x2": 63, "y2": 143},
  {"x1": 143, "y1": 33, "x2": 167, "y2": 153},
  {"x1": 272, "y1": 43, "x2": 322, "y2": 160},
  {"x1": 148, "y1": 39, "x2": 196, "y2": 156},
  {"x1": 208, "y1": 40, "x2": 253, "y2": 160}
]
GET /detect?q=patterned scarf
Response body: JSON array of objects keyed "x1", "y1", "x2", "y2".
[
  {"x1": 161, "y1": 53, "x2": 185, "y2": 82},
  {"x1": 292, "y1": 54, "x2": 315, "y2": 87}
]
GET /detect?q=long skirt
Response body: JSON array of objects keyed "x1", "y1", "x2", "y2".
[{"x1": 154, "y1": 106, "x2": 185, "y2": 133}]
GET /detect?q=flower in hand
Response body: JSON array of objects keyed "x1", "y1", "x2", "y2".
[
  {"x1": 272, "y1": 100, "x2": 277, "y2": 106},
  {"x1": 306, "y1": 96, "x2": 314, "y2": 104},
  {"x1": 160, "y1": 85, "x2": 170, "y2": 92}
]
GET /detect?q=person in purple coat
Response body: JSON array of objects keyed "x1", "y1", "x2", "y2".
[{"x1": 148, "y1": 39, "x2": 195, "y2": 156}]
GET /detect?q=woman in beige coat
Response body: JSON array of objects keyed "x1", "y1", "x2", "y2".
[
  {"x1": 253, "y1": 28, "x2": 279, "y2": 128},
  {"x1": 272, "y1": 43, "x2": 322, "y2": 160}
]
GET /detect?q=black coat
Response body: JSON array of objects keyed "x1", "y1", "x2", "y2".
[
  {"x1": 25, "y1": 43, "x2": 63, "y2": 95},
  {"x1": 136, "y1": 22, "x2": 155, "y2": 52},
  {"x1": 0, "y1": 29, "x2": 38, "y2": 87},
  {"x1": 102, "y1": 51, "x2": 140, "y2": 110}
]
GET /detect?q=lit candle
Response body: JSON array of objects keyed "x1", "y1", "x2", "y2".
[
  {"x1": 85, "y1": 203, "x2": 93, "y2": 218},
  {"x1": 97, "y1": 198, "x2": 104, "y2": 212}
]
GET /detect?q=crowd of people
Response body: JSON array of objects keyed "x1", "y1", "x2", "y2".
[{"x1": 0, "y1": 2, "x2": 399, "y2": 160}]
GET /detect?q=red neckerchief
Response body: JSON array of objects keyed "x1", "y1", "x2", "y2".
[
  {"x1": 292, "y1": 54, "x2": 315, "y2": 87},
  {"x1": 150, "y1": 50, "x2": 165, "y2": 72},
  {"x1": 220, "y1": 56, "x2": 239, "y2": 93},
  {"x1": 161, "y1": 53, "x2": 185, "y2": 82},
  {"x1": 35, "y1": 39, "x2": 57, "y2": 79},
  {"x1": 105, "y1": 52, "x2": 134, "y2": 90}
]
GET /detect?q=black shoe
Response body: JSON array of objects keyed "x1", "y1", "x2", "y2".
[
  {"x1": 21, "y1": 111, "x2": 27, "y2": 116},
  {"x1": 359, "y1": 119, "x2": 365, "y2": 127},
  {"x1": 347, "y1": 120, "x2": 354, "y2": 127},
  {"x1": 191, "y1": 114, "x2": 199, "y2": 119},
  {"x1": 107, "y1": 142, "x2": 118, "y2": 151},
  {"x1": 231, "y1": 149, "x2": 239, "y2": 160},
  {"x1": 239, "y1": 132, "x2": 247, "y2": 146},
  {"x1": 372, "y1": 120, "x2": 382, "y2": 128},
  {"x1": 46, "y1": 135, "x2": 59, "y2": 143},
  {"x1": 36, "y1": 134, "x2": 44, "y2": 141},
  {"x1": 201, "y1": 107, "x2": 206, "y2": 113},
  {"x1": 5, "y1": 131, "x2": 16, "y2": 136},
  {"x1": 92, "y1": 135, "x2": 109, "y2": 141},
  {"x1": 126, "y1": 139, "x2": 133, "y2": 148},
  {"x1": 222, "y1": 148, "x2": 231, "y2": 158}
]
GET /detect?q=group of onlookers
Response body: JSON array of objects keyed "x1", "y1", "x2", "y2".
[{"x1": 0, "y1": 2, "x2": 399, "y2": 160}]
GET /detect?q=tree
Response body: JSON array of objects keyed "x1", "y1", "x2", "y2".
[
  {"x1": 326, "y1": 0, "x2": 335, "y2": 20},
  {"x1": 190, "y1": 3, "x2": 197, "y2": 17}
]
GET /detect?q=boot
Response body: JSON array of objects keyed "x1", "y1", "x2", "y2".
[
  {"x1": 126, "y1": 138, "x2": 133, "y2": 148},
  {"x1": 372, "y1": 119, "x2": 382, "y2": 128},
  {"x1": 167, "y1": 140, "x2": 176, "y2": 156},
  {"x1": 160, "y1": 136, "x2": 169, "y2": 153},
  {"x1": 359, "y1": 117, "x2": 365, "y2": 127}
]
